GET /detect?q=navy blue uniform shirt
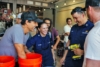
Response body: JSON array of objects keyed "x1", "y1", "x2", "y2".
[
  {"x1": 67, "y1": 20, "x2": 94, "y2": 57},
  {"x1": 64, "y1": 20, "x2": 94, "y2": 67},
  {"x1": 26, "y1": 33, "x2": 54, "y2": 66}
]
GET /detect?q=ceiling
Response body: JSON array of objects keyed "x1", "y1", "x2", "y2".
[{"x1": 33, "y1": 0, "x2": 60, "y2": 3}]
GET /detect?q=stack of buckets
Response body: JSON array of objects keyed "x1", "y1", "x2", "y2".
[
  {"x1": 0, "y1": 53, "x2": 42, "y2": 67},
  {"x1": 18, "y1": 53, "x2": 42, "y2": 67},
  {"x1": 0, "y1": 56, "x2": 15, "y2": 67}
]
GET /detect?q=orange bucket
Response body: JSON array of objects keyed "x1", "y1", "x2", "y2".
[
  {"x1": 0, "y1": 56, "x2": 15, "y2": 67},
  {"x1": 18, "y1": 53, "x2": 42, "y2": 67}
]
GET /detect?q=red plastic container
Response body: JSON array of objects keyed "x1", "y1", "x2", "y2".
[
  {"x1": 0, "y1": 56, "x2": 15, "y2": 67},
  {"x1": 18, "y1": 53, "x2": 42, "y2": 67}
]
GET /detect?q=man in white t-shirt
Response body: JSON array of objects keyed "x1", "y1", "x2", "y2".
[
  {"x1": 83, "y1": 0, "x2": 100, "y2": 67},
  {"x1": 63, "y1": 18, "x2": 72, "y2": 47}
]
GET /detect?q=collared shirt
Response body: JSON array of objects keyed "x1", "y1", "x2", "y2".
[
  {"x1": 67, "y1": 20, "x2": 94, "y2": 57},
  {"x1": 26, "y1": 33, "x2": 54, "y2": 66},
  {"x1": 84, "y1": 21, "x2": 100, "y2": 60}
]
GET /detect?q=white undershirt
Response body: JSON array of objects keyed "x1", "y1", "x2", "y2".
[{"x1": 64, "y1": 25, "x2": 71, "y2": 43}]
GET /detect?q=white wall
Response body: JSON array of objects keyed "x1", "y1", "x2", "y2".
[{"x1": 55, "y1": 0, "x2": 85, "y2": 34}]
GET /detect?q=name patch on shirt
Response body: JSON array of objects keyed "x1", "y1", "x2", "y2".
[
  {"x1": 71, "y1": 31, "x2": 74, "y2": 32},
  {"x1": 82, "y1": 30, "x2": 88, "y2": 34},
  {"x1": 38, "y1": 44, "x2": 42, "y2": 46},
  {"x1": 48, "y1": 42, "x2": 50, "y2": 44}
]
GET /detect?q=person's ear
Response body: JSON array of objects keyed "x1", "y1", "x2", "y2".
[
  {"x1": 25, "y1": 20, "x2": 29, "y2": 25},
  {"x1": 36, "y1": 22, "x2": 38, "y2": 26},
  {"x1": 88, "y1": 6, "x2": 92, "y2": 11},
  {"x1": 82, "y1": 13, "x2": 85, "y2": 17}
]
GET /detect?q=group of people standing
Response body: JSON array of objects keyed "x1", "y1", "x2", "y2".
[
  {"x1": 0, "y1": 11, "x2": 60, "y2": 67},
  {"x1": 0, "y1": 0, "x2": 100, "y2": 67}
]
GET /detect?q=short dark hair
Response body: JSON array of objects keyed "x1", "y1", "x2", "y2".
[
  {"x1": 85, "y1": 0, "x2": 100, "y2": 9},
  {"x1": 38, "y1": 22, "x2": 46, "y2": 28},
  {"x1": 66, "y1": 18, "x2": 72, "y2": 24},
  {"x1": 71, "y1": 7, "x2": 85, "y2": 15},
  {"x1": 43, "y1": 18, "x2": 52, "y2": 24}
]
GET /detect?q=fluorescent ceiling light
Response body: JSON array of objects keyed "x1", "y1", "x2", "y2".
[
  {"x1": 35, "y1": 2, "x2": 41, "y2": 6},
  {"x1": 73, "y1": 0, "x2": 75, "y2": 2},
  {"x1": 27, "y1": 1, "x2": 34, "y2": 5},
  {"x1": 64, "y1": 3, "x2": 66, "y2": 6},
  {"x1": 42, "y1": 3, "x2": 48, "y2": 7},
  {"x1": 56, "y1": 5, "x2": 58, "y2": 8},
  {"x1": 44, "y1": 9, "x2": 46, "y2": 11}
]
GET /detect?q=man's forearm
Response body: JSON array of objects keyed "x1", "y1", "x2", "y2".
[
  {"x1": 24, "y1": 46, "x2": 31, "y2": 53},
  {"x1": 18, "y1": 51, "x2": 26, "y2": 59},
  {"x1": 63, "y1": 40, "x2": 70, "y2": 58},
  {"x1": 86, "y1": 58, "x2": 100, "y2": 67},
  {"x1": 64, "y1": 32, "x2": 70, "y2": 36},
  {"x1": 14, "y1": 44, "x2": 26, "y2": 59},
  {"x1": 54, "y1": 36, "x2": 60, "y2": 47},
  {"x1": 63, "y1": 50, "x2": 68, "y2": 59}
]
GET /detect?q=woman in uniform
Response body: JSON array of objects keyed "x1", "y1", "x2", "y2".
[{"x1": 26, "y1": 22, "x2": 54, "y2": 67}]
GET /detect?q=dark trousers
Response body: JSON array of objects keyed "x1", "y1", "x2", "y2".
[
  {"x1": 64, "y1": 57, "x2": 74, "y2": 67},
  {"x1": 15, "y1": 62, "x2": 19, "y2": 67},
  {"x1": 64, "y1": 57, "x2": 83, "y2": 67},
  {"x1": 72, "y1": 59, "x2": 83, "y2": 67}
]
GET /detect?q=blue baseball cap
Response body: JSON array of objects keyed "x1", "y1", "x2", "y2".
[{"x1": 21, "y1": 11, "x2": 42, "y2": 23}]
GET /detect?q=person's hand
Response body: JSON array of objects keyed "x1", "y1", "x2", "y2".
[
  {"x1": 52, "y1": 45, "x2": 57, "y2": 50},
  {"x1": 72, "y1": 48, "x2": 84, "y2": 56},
  {"x1": 51, "y1": 44, "x2": 57, "y2": 50},
  {"x1": 26, "y1": 50, "x2": 31, "y2": 54},
  {"x1": 60, "y1": 57, "x2": 65, "y2": 65}
]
